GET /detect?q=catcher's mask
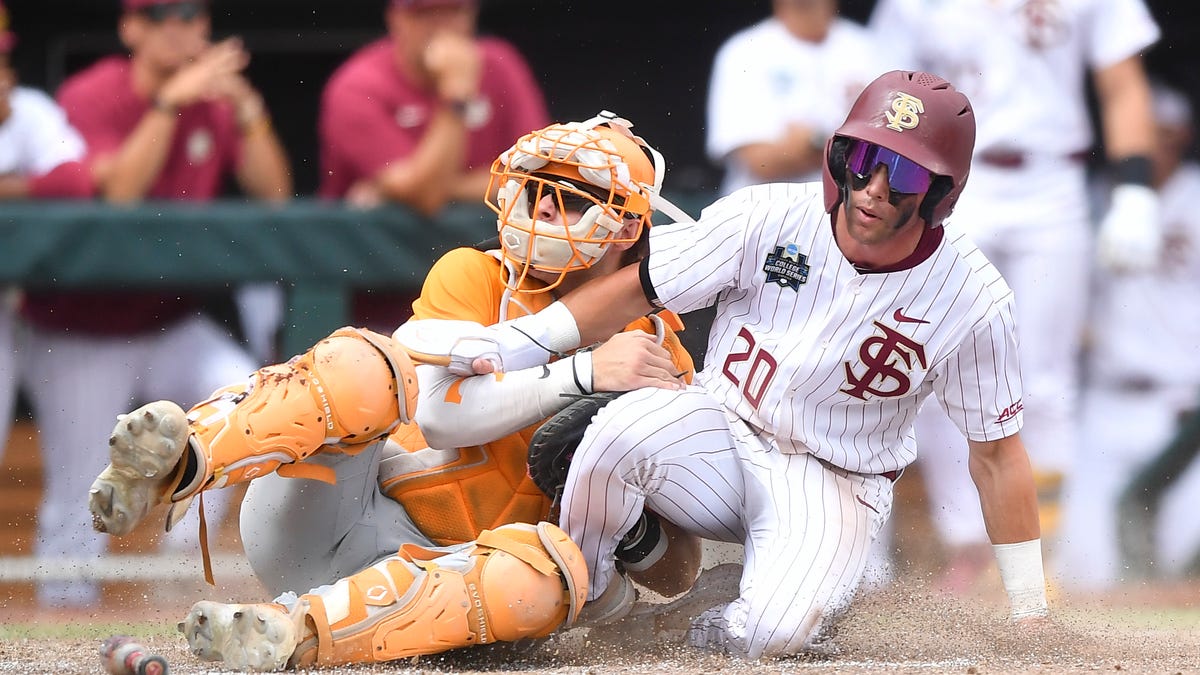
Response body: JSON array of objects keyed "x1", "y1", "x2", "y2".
[
  {"x1": 823, "y1": 70, "x2": 975, "y2": 228},
  {"x1": 486, "y1": 111, "x2": 666, "y2": 292}
]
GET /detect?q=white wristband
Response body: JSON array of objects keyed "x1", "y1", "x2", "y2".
[
  {"x1": 570, "y1": 351, "x2": 594, "y2": 394},
  {"x1": 993, "y1": 539, "x2": 1049, "y2": 620}
]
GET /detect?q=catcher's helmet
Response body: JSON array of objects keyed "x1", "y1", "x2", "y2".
[
  {"x1": 486, "y1": 111, "x2": 666, "y2": 291},
  {"x1": 823, "y1": 70, "x2": 975, "y2": 228}
]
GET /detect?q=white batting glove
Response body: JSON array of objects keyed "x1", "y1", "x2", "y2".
[{"x1": 1096, "y1": 184, "x2": 1163, "y2": 273}]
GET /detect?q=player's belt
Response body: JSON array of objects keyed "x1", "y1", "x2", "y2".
[
  {"x1": 976, "y1": 149, "x2": 1090, "y2": 169},
  {"x1": 814, "y1": 454, "x2": 901, "y2": 483}
]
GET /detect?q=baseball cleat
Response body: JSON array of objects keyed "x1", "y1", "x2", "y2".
[
  {"x1": 180, "y1": 600, "x2": 298, "y2": 671},
  {"x1": 88, "y1": 401, "x2": 189, "y2": 536},
  {"x1": 576, "y1": 572, "x2": 637, "y2": 626}
]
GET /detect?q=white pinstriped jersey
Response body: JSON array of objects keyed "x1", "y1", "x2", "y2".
[{"x1": 646, "y1": 182, "x2": 1024, "y2": 474}]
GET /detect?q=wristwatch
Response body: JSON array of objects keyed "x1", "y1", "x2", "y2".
[{"x1": 445, "y1": 97, "x2": 489, "y2": 127}]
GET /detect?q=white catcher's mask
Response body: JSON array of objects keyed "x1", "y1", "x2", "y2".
[{"x1": 486, "y1": 111, "x2": 685, "y2": 292}]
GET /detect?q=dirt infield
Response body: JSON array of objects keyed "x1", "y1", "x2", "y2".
[
  {"x1": 3, "y1": 430, "x2": 1195, "y2": 673},
  {"x1": 2, "y1": 579, "x2": 1197, "y2": 675}
]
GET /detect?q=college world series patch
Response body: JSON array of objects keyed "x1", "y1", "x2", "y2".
[{"x1": 763, "y1": 244, "x2": 810, "y2": 290}]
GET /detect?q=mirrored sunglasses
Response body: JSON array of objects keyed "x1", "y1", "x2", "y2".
[
  {"x1": 845, "y1": 139, "x2": 933, "y2": 195},
  {"x1": 139, "y1": 1, "x2": 207, "y2": 23}
]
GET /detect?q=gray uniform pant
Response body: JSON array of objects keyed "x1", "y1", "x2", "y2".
[{"x1": 239, "y1": 439, "x2": 433, "y2": 598}]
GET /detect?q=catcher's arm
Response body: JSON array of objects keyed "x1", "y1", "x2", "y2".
[
  {"x1": 395, "y1": 265, "x2": 655, "y2": 377},
  {"x1": 415, "y1": 330, "x2": 684, "y2": 450},
  {"x1": 394, "y1": 305, "x2": 581, "y2": 375}
]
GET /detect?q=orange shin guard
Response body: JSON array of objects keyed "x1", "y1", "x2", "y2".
[
  {"x1": 172, "y1": 327, "x2": 419, "y2": 499},
  {"x1": 289, "y1": 522, "x2": 587, "y2": 667}
]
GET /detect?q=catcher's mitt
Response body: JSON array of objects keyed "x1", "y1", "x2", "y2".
[{"x1": 527, "y1": 391, "x2": 622, "y2": 503}]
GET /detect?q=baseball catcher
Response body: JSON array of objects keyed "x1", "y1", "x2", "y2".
[{"x1": 88, "y1": 112, "x2": 702, "y2": 669}]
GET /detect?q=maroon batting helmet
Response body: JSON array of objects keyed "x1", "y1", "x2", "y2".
[{"x1": 823, "y1": 70, "x2": 975, "y2": 228}]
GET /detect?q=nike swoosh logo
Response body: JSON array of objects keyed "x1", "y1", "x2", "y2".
[
  {"x1": 856, "y1": 495, "x2": 879, "y2": 513},
  {"x1": 893, "y1": 307, "x2": 930, "y2": 325}
]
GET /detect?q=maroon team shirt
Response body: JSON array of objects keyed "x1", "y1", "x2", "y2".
[
  {"x1": 23, "y1": 56, "x2": 244, "y2": 335},
  {"x1": 318, "y1": 37, "x2": 549, "y2": 198},
  {"x1": 318, "y1": 37, "x2": 548, "y2": 330}
]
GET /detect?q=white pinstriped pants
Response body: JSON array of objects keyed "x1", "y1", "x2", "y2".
[{"x1": 562, "y1": 385, "x2": 895, "y2": 659}]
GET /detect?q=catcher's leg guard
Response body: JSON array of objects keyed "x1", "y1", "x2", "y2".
[
  {"x1": 89, "y1": 327, "x2": 418, "y2": 536},
  {"x1": 181, "y1": 522, "x2": 587, "y2": 670}
]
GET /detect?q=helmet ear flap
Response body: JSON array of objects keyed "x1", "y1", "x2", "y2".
[
  {"x1": 919, "y1": 175, "x2": 955, "y2": 227},
  {"x1": 828, "y1": 137, "x2": 851, "y2": 185},
  {"x1": 826, "y1": 136, "x2": 852, "y2": 211}
]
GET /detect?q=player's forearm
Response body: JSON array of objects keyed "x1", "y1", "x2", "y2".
[
  {"x1": 560, "y1": 263, "x2": 655, "y2": 346},
  {"x1": 99, "y1": 109, "x2": 177, "y2": 203},
  {"x1": 414, "y1": 356, "x2": 590, "y2": 448},
  {"x1": 393, "y1": 266, "x2": 651, "y2": 376},
  {"x1": 1094, "y1": 55, "x2": 1156, "y2": 161},
  {"x1": 735, "y1": 133, "x2": 823, "y2": 180},
  {"x1": 968, "y1": 434, "x2": 1047, "y2": 619},
  {"x1": 968, "y1": 435, "x2": 1040, "y2": 544},
  {"x1": 375, "y1": 108, "x2": 469, "y2": 215},
  {"x1": 236, "y1": 125, "x2": 293, "y2": 202},
  {"x1": 448, "y1": 167, "x2": 494, "y2": 204},
  {"x1": 0, "y1": 174, "x2": 30, "y2": 199}
]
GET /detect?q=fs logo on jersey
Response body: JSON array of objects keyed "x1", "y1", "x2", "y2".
[
  {"x1": 841, "y1": 320, "x2": 928, "y2": 400},
  {"x1": 885, "y1": 92, "x2": 924, "y2": 132},
  {"x1": 1020, "y1": 0, "x2": 1068, "y2": 50},
  {"x1": 187, "y1": 129, "x2": 214, "y2": 164},
  {"x1": 762, "y1": 244, "x2": 810, "y2": 291}
]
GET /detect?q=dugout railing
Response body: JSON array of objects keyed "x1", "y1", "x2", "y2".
[{"x1": 0, "y1": 195, "x2": 715, "y2": 356}]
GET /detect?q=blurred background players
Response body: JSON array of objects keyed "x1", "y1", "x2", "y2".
[
  {"x1": 318, "y1": 0, "x2": 548, "y2": 333},
  {"x1": 705, "y1": 0, "x2": 883, "y2": 198},
  {"x1": 16, "y1": 0, "x2": 289, "y2": 607},
  {"x1": 688, "y1": 0, "x2": 885, "y2": 373},
  {"x1": 0, "y1": 0, "x2": 92, "y2": 466},
  {"x1": 1059, "y1": 82, "x2": 1200, "y2": 590},
  {"x1": 868, "y1": 0, "x2": 1162, "y2": 590}
]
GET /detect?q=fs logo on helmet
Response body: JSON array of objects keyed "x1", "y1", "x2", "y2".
[{"x1": 885, "y1": 92, "x2": 925, "y2": 132}]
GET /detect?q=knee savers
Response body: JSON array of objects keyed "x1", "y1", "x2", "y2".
[
  {"x1": 289, "y1": 522, "x2": 588, "y2": 667},
  {"x1": 173, "y1": 327, "x2": 419, "y2": 497}
]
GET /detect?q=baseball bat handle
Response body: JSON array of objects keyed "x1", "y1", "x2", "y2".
[{"x1": 99, "y1": 635, "x2": 169, "y2": 675}]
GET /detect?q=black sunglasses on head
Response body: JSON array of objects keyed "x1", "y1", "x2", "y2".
[{"x1": 139, "y1": 1, "x2": 207, "y2": 23}]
